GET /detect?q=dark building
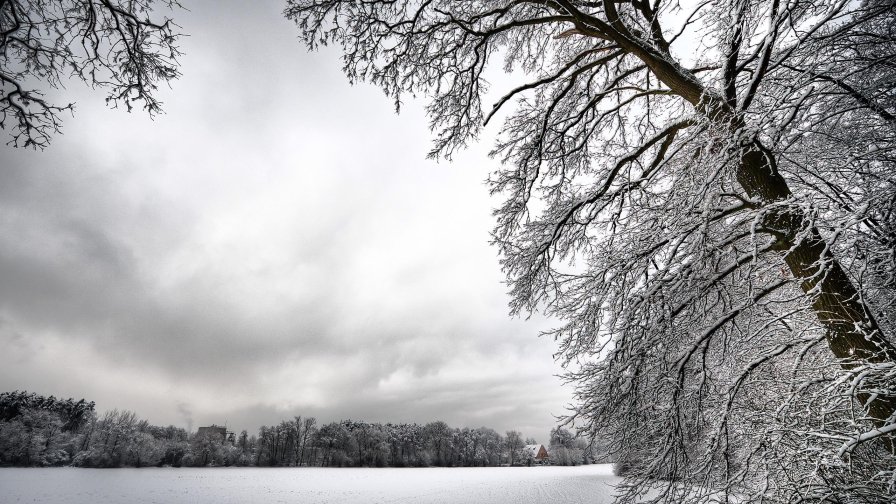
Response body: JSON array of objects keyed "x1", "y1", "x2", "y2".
[{"x1": 197, "y1": 424, "x2": 235, "y2": 443}]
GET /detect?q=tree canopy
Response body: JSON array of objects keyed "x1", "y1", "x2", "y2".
[
  {"x1": 286, "y1": 1, "x2": 896, "y2": 502},
  {"x1": 0, "y1": 0, "x2": 182, "y2": 148}
]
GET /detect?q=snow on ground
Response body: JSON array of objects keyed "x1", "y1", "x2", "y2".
[{"x1": 0, "y1": 465, "x2": 620, "y2": 504}]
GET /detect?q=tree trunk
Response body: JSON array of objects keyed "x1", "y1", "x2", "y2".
[
  {"x1": 627, "y1": 40, "x2": 896, "y2": 427},
  {"x1": 737, "y1": 143, "x2": 896, "y2": 429}
]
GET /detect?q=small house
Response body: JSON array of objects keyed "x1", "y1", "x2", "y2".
[{"x1": 524, "y1": 444, "x2": 549, "y2": 464}]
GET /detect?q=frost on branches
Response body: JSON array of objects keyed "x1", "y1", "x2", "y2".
[
  {"x1": 285, "y1": 1, "x2": 896, "y2": 502},
  {"x1": 0, "y1": 0, "x2": 182, "y2": 148}
]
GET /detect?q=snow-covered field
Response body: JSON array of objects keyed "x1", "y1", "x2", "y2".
[{"x1": 0, "y1": 464, "x2": 620, "y2": 503}]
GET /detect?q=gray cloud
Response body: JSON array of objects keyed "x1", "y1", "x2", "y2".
[{"x1": 0, "y1": 0, "x2": 572, "y2": 442}]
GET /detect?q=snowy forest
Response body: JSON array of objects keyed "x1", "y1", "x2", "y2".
[
  {"x1": 0, "y1": 391, "x2": 595, "y2": 468},
  {"x1": 2, "y1": 0, "x2": 896, "y2": 503}
]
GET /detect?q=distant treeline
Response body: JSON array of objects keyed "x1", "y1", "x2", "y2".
[{"x1": 0, "y1": 391, "x2": 597, "y2": 468}]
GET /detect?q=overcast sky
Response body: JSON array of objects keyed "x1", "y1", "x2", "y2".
[{"x1": 0, "y1": 0, "x2": 572, "y2": 442}]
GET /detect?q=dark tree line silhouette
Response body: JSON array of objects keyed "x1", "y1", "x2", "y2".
[{"x1": 0, "y1": 391, "x2": 595, "y2": 468}]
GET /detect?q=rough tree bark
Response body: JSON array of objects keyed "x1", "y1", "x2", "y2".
[{"x1": 737, "y1": 140, "x2": 896, "y2": 431}]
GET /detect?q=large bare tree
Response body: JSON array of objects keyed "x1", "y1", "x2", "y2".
[
  {"x1": 286, "y1": 0, "x2": 896, "y2": 501},
  {"x1": 0, "y1": 0, "x2": 182, "y2": 148}
]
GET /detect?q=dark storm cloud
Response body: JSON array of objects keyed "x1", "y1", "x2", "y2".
[{"x1": 0, "y1": 0, "x2": 570, "y2": 441}]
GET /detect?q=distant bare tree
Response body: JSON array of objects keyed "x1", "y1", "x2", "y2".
[
  {"x1": 505, "y1": 429, "x2": 524, "y2": 466},
  {"x1": 286, "y1": 0, "x2": 896, "y2": 502},
  {"x1": 299, "y1": 416, "x2": 316, "y2": 466},
  {"x1": 0, "y1": 0, "x2": 183, "y2": 148}
]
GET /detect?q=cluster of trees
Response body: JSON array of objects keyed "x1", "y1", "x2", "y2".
[
  {"x1": 548, "y1": 426, "x2": 594, "y2": 467},
  {"x1": 0, "y1": 391, "x2": 96, "y2": 466},
  {"x1": 0, "y1": 391, "x2": 194, "y2": 468},
  {"x1": 0, "y1": 391, "x2": 595, "y2": 468},
  {"x1": 256, "y1": 418, "x2": 513, "y2": 467}
]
